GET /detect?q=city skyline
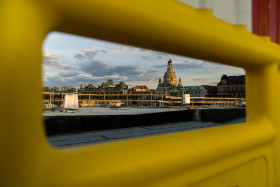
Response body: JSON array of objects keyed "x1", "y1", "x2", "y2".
[{"x1": 43, "y1": 32, "x2": 245, "y2": 89}]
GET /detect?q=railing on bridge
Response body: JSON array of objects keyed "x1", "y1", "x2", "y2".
[
  {"x1": 1, "y1": 0, "x2": 280, "y2": 187},
  {"x1": 42, "y1": 92, "x2": 245, "y2": 107}
]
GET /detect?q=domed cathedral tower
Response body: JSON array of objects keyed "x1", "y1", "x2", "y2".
[
  {"x1": 106, "y1": 78, "x2": 115, "y2": 87},
  {"x1": 106, "y1": 74, "x2": 115, "y2": 88},
  {"x1": 163, "y1": 59, "x2": 177, "y2": 87}
]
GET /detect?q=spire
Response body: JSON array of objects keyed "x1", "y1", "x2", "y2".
[
  {"x1": 178, "y1": 76, "x2": 182, "y2": 86},
  {"x1": 158, "y1": 77, "x2": 162, "y2": 88},
  {"x1": 167, "y1": 59, "x2": 173, "y2": 71}
]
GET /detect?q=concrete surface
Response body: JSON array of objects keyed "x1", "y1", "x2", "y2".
[
  {"x1": 48, "y1": 117, "x2": 246, "y2": 148},
  {"x1": 44, "y1": 107, "x2": 187, "y2": 116}
]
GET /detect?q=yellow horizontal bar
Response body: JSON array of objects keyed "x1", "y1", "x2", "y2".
[
  {"x1": 47, "y1": 0, "x2": 280, "y2": 68},
  {"x1": 46, "y1": 119, "x2": 275, "y2": 186}
]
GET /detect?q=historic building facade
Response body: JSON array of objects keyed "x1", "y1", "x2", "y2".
[
  {"x1": 155, "y1": 86, "x2": 211, "y2": 97},
  {"x1": 217, "y1": 75, "x2": 245, "y2": 98},
  {"x1": 79, "y1": 78, "x2": 128, "y2": 94},
  {"x1": 155, "y1": 59, "x2": 216, "y2": 97},
  {"x1": 98, "y1": 79, "x2": 128, "y2": 94},
  {"x1": 130, "y1": 85, "x2": 151, "y2": 100},
  {"x1": 79, "y1": 83, "x2": 97, "y2": 93}
]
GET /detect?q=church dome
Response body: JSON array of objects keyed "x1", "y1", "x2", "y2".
[
  {"x1": 163, "y1": 59, "x2": 177, "y2": 87},
  {"x1": 106, "y1": 79, "x2": 115, "y2": 87},
  {"x1": 164, "y1": 71, "x2": 177, "y2": 86}
]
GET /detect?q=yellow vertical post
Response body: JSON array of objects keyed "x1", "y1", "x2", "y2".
[{"x1": 1, "y1": 0, "x2": 280, "y2": 186}]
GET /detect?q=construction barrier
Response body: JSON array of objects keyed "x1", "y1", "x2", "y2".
[{"x1": 1, "y1": 0, "x2": 280, "y2": 186}]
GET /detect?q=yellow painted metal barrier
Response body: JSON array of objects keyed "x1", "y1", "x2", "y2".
[{"x1": 1, "y1": 0, "x2": 280, "y2": 186}]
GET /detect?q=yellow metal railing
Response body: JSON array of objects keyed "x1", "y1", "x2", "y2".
[{"x1": 1, "y1": 0, "x2": 280, "y2": 186}]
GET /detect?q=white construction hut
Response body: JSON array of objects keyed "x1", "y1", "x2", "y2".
[
  {"x1": 64, "y1": 94, "x2": 79, "y2": 112},
  {"x1": 182, "y1": 94, "x2": 191, "y2": 105}
]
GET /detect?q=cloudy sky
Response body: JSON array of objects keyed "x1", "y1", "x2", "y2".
[{"x1": 43, "y1": 32, "x2": 245, "y2": 89}]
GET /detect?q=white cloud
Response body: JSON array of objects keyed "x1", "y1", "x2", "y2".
[{"x1": 43, "y1": 51, "x2": 71, "y2": 69}]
